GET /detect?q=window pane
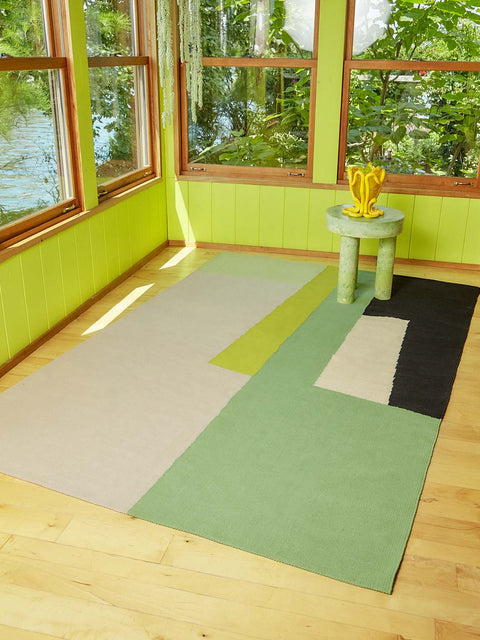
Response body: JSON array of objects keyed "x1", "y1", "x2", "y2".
[
  {"x1": 201, "y1": 0, "x2": 314, "y2": 58},
  {"x1": 89, "y1": 65, "x2": 150, "y2": 183},
  {"x1": 0, "y1": 70, "x2": 73, "y2": 227},
  {"x1": 84, "y1": 0, "x2": 134, "y2": 56},
  {"x1": 346, "y1": 69, "x2": 480, "y2": 179},
  {"x1": 189, "y1": 66, "x2": 310, "y2": 168},
  {"x1": 353, "y1": 0, "x2": 480, "y2": 62},
  {"x1": 0, "y1": 0, "x2": 49, "y2": 56}
]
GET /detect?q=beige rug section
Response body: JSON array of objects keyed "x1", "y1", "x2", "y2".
[
  {"x1": 315, "y1": 315, "x2": 409, "y2": 404},
  {"x1": 0, "y1": 265, "x2": 315, "y2": 512}
]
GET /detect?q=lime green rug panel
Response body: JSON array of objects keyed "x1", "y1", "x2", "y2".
[
  {"x1": 199, "y1": 251, "x2": 326, "y2": 284},
  {"x1": 130, "y1": 271, "x2": 440, "y2": 593},
  {"x1": 210, "y1": 266, "x2": 338, "y2": 376}
]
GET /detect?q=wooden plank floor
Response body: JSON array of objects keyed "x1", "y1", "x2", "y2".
[{"x1": 0, "y1": 246, "x2": 479, "y2": 640}]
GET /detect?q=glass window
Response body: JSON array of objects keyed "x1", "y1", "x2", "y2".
[
  {"x1": 0, "y1": 0, "x2": 78, "y2": 246},
  {"x1": 201, "y1": 0, "x2": 315, "y2": 59},
  {"x1": 189, "y1": 66, "x2": 310, "y2": 168},
  {"x1": 353, "y1": 0, "x2": 480, "y2": 62},
  {"x1": 340, "y1": 0, "x2": 480, "y2": 193},
  {"x1": 85, "y1": 0, "x2": 154, "y2": 197},
  {"x1": 346, "y1": 69, "x2": 480, "y2": 179},
  {"x1": 181, "y1": 0, "x2": 317, "y2": 178}
]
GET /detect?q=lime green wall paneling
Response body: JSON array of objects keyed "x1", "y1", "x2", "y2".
[
  {"x1": 128, "y1": 196, "x2": 146, "y2": 265},
  {"x1": 74, "y1": 219, "x2": 96, "y2": 302},
  {"x1": 409, "y1": 196, "x2": 442, "y2": 261},
  {"x1": 103, "y1": 207, "x2": 121, "y2": 283},
  {"x1": 387, "y1": 193, "x2": 415, "y2": 259},
  {"x1": 40, "y1": 237, "x2": 67, "y2": 327},
  {"x1": 152, "y1": 183, "x2": 168, "y2": 248},
  {"x1": 283, "y1": 188, "x2": 310, "y2": 250},
  {"x1": 188, "y1": 182, "x2": 213, "y2": 243},
  {"x1": 89, "y1": 212, "x2": 109, "y2": 291},
  {"x1": 20, "y1": 245, "x2": 49, "y2": 342},
  {"x1": 307, "y1": 190, "x2": 335, "y2": 252},
  {"x1": 435, "y1": 197, "x2": 470, "y2": 264},
  {"x1": 235, "y1": 185, "x2": 260, "y2": 246},
  {"x1": 67, "y1": 0, "x2": 97, "y2": 210},
  {"x1": 0, "y1": 255, "x2": 31, "y2": 356},
  {"x1": 312, "y1": 0, "x2": 348, "y2": 183},
  {"x1": 212, "y1": 183, "x2": 236, "y2": 244},
  {"x1": 58, "y1": 226, "x2": 83, "y2": 315},
  {"x1": 462, "y1": 199, "x2": 480, "y2": 264},
  {"x1": 166, "y1": 179, "x2": 190, "y2": 241},
  {"x1": 259, "y1": 186, "x2": 284, "y2": 248},
  {"x1": 116, "y1": 201, "x2": 134, "y2": 273},
  {"x1": 0, "y1": 284, "x2": 10, "y2": 362}
]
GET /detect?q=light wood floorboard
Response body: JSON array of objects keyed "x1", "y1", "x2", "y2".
[{"x1": 0, "y1": 246, "x2": 479, "y2": 639}]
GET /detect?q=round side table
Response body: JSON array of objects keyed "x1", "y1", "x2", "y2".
[{"x1": 326, "y1": 205, "x2": 405, "y2": 304}]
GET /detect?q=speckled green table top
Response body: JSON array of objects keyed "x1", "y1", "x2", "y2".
[{"x1": 326, "y1": 205, "x2": 405, "y2": 239}]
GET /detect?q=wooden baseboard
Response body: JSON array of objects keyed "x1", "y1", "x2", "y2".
[
  {"x1": 168, "y1": 240, "x2": 480, "y2": 272},
  {"x1": 0, "y1": 240, "x2": 169, "y2": 379}
]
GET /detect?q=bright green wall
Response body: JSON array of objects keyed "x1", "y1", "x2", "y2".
[
  {"x1": 164, "y1": 0, "x2": 480, "y2": 267},
  {"x1": 0, "y1": 0, "x2": 168, "y2": 367},
  {"x1": 0, "y1": 184, "x2": 167, "y2": 367}
]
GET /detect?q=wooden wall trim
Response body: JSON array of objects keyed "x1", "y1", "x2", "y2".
[
  {"x1": 0, "y1": 241, "x2": 168, "y2": 380},
  {"x1": 168, "y1": 240, "x2": 480, "y2": 272}
]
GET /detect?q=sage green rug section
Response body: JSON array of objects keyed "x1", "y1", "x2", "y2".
[
  {"x1": 199, "y1": 251, "x2": 326, "y2": 283},
  {"x1": 211, "y1": 266, "x2": 339, "y2": 376},
  {"x1": 130, "y1": 271, "x2": 440, "y2": 593}
]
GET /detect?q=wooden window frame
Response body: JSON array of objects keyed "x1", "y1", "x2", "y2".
[
  {"x1": 178, "y1": 0, "x2": 320, "y2": 183},
  {"x1": 87, "y1": 0, "x2": 160, "y2": 201},
  {"x1": 0, "y1": 0, "x2": 82, "y2": 250},
  {"x1": 338, "y1": 0, "x2": 480, "y2": 197}
]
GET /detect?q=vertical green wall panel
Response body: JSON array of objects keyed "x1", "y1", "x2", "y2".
[
  {"x1": 307, "y1": 190, "x2": 335, "y2": 252},
  {"x1": 235, "y1": 185, "x2": 260, "y2": 246},
  {"x1": 0, "y1": 256, "x2": 31, "y2": 356},
  {"x1": 89, "y1": 212, "x2": 109, "y2": 291},
  {"x1": 40, "y1": 238, "x2": 67, "y2": 328},
  {"x1": 0, "y1": 285, "x2": 10, "y2": 362},
  {"x1": 388, "y1": 193, "x2": 414, "y2": 259},
  {"x1": 166, "y1": 179, "x2": 190, "y2": 241},
  {"x1": 75, "y1": 219, "x2": 96, "y2": 302},
  {"x1": 152, "y1": 184, "x2": 168, "y2": 248},
  {"x1": 259, "y1": 186, "x2": 284, "y2": 248},
  {"x1": 189, "y1": 182, "x2": 212, "y2": 243},
  {"x1": 212, "y1": 183, "x2": 236, "y2": 244},
  {"x1": 67, "y1": 0, "x2": 97, "y2": 210},
  {"x1": 20, "y1": 245, "x2": 49, "y2": 342},
  {"x1": 128, "y1": 196, "x2": 147, "y2": 265},
  {"x1": 436, "y1": 197, "x2": 470, "y2": 263},
  {"x1": 283, "y1": 188, "x2": 310, "y2": 249},
  {"x1": 312, "y1": 0, "x2": 348, "y2": 183},
  {"x1": 116, "y1": 201, "x2": 134, "y2": 273},
  {"x1": 103, "y1": 207, "x2": 121, "y2": 282},
  {"x1": 409, "y1": 196, "x2": 442, "y2": 260},
  {"x1": 462, "y1": 199, "x2": 480, "y2": 264},
  {"x1": 58, "y1": 227, "x2": 82, "y2": 315}
]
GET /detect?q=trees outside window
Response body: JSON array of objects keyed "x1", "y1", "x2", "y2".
[
  {"x1": 84, "y1": 0, "x2": 157, "y2": 198},
  {"x1": 340, "y1": 0, "x2": 480, "y2": 194},
  {"x1": 181, "y1": 0, "x2": 319, "y2": 180},
  {"x1": 0, "y1": 0, "x2": 79, "y2": 247}
]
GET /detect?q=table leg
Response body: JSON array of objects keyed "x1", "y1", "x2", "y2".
[
  {"x1": 338, "y1": 235, "x2": 360, "y2": 304},
  {"x1": 375, "y1": 236, "x2": 396, "y2": 300}
]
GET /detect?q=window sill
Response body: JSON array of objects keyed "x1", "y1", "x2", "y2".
[{"x1": 0, "y1": 176, "x2": 163, "y2": 266}]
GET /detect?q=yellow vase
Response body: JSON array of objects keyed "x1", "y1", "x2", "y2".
[{"x1": 343, "y1": 164, "x2": 386, "y2": 218}]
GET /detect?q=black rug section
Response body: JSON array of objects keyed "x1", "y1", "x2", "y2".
[{"x1": 363, "y1": 275, "x2": 479, "y2": 419}]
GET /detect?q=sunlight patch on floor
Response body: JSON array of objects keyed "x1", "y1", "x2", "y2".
[
  {"x1": 159, "y1": 247, "x2": 195, "y2": 269},
  {"x1": 82, "y1": 284, "x2": 155, "y2": 335}
]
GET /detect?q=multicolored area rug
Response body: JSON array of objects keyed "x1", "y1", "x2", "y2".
[{"x1": 0, "y1": 253, "x2": 478, "y2": 593}]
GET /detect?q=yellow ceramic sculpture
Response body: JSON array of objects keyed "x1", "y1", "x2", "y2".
[{"x1": 343, "y1": 164, "x2": 386, "y2": 218}]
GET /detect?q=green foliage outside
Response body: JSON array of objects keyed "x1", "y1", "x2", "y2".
[
  {"x1": 347, "y1": 0, "x2": 480, "y2": 177},
  {"x1": 189, "y1": 0, "x2": 311, "y2": 167}
]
